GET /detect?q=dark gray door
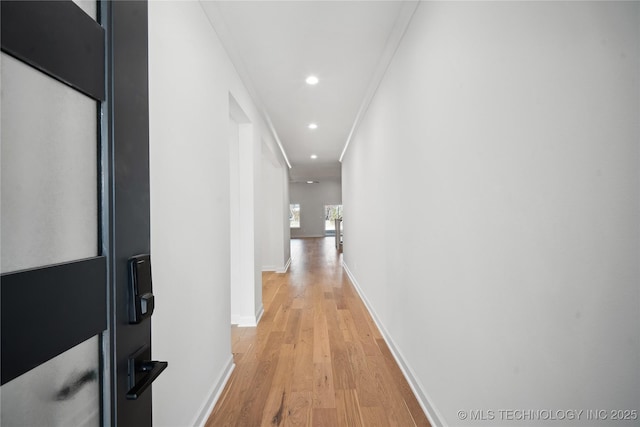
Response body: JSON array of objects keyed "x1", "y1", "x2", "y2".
[
  {"x1": 1, "y1": 1, "x2": 160, "y2": 426},
  {"x1": 105, "y1": 2, "x2": 165, "y2": 426}
]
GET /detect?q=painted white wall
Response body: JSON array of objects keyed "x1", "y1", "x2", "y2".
[
  {"x1": 229, "y1": 118, "x2": 241, "y2": 325},
  {"x1": 261, "y1": 153, "x2": 276, "y2": 269},
  {"x1": 282, "y1": 170, "x2": 292, "y2": 265},
  {"x1": 235, "y1": 116, "x2": 262, "y2": 326},
  {"x1": 342, "y1": 2, "x2": 640, "y2": 426},
  {"x1": 290, "y1": 180, "x2": 342, "y2": 238},
  {"x1": 149, "y1": 1, "x2": 288, "y2": 425},
  {"x1": 229, "y1": 112, "x2": 262, "y2": 327},
  {"x1": 261, "y1": 144, "x2": 291, "y2": 272},
  {"x1": 247, "y1": 125, "x2": 263, "y2": 320}
]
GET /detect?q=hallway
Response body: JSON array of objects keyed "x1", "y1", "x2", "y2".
[
  {"x1": 206, "y1": 238, "x2": 430, "y2": 426},
  {"x1": 1, "y1": 2, "x2": 637, "y2": 425}
]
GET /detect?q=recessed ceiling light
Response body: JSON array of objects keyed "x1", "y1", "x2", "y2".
[
  {"x1": 308, "y1": 123, "x2": 318, "y2": 130},
  {"x1": 306, "y1": 181, "x2": 314, "y2": 184},
  {"x1": 310, "y1": 154, "x2": 318, "y2": 159},
  {"x1": 305, "y1": 75, "x2": 319, "y2": 85}
]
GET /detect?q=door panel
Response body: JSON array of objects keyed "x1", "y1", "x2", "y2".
[
  {"x1": 0, "y1": 0, "x2": 106, "y2": 399},
  {"x1": 1, "y1": 336, "x2": 100, "y2": 427},
  {"x1": 0, "y1": 4, "x2": 105, "y2": 418},
  {"x1": 106, "y1": 2, "x2": 155, "y2": 425},
  {"x1": 1, "y1": 2, "x2": 157, "y2": 425},
  {"x1": 1, "y1": 257, "x2": 107, "y2": 385},
  {"x1": 1, "y1": 52, "x2": 98, "y2": 273},
  {"x1": 0, "y1": 1, "x2": 105, "y2": 101}
]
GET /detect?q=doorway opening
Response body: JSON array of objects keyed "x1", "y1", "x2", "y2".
[
  {"x1": 228, "y1": 92, "x2": 261, "y2": 330},
  {"x1": 324, "y1": 204, "x2": 343, "y2": 236}
]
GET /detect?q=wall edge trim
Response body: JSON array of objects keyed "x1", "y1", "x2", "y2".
[
  {"x1": 339, "y1": 0, "x2": 420, "y2": 162},
  {"x1": 231, "y1": 314, "x2": 258, "y2": 327},
  {"x1": 192, "y1": 355, "x2": 235, "y2": 427},
  {"x1": 342, "y1": 260, "x2": 446, "y2": 427},
  {"x1": 255, "y1": 305, "x2": 264, "y2": 325},
  {"x1": 276, "y1": 257, "x2": 291, "y2": 273},
  {"x1": 231, "y1": 304, "x2": 263, "y2": 327}
]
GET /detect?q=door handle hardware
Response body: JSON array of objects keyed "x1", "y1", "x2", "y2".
[
  {"x1": 126, "y1": 360, "x2": 167, "y2": 400},
  {"x1": 126, "y1": 346, "x2": 167, "y2": 400}
]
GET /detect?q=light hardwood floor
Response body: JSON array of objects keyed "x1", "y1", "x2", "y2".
[{"x1": 206, "y1": 237, "x2": 430, "y2": 427}]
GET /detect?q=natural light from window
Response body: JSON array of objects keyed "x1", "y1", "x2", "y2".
[
  {"x1": 290, "y1": 204, "x2": 300, "y2": 228},
  {"x1": 324, "y1": 205, "x2": 342, "y2": 234}
]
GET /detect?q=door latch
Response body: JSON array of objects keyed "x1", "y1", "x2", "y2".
[{"x1": 126, "y1": 345, "x2": 167, "y2": 400}]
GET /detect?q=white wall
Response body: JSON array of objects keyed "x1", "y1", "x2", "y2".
[
  {"x1": 281, "y1": 168, "x2": 291, "y2": 266},
  {"x1": 149, "y1": 2, "x2": 288, "y2": 425},
  {"x1": 290, "y1": 180, "x2": 342, "y2": 238},
  {"x1": 342, "y1": 2, "x2": 640, "y2": 426},
  {"x1": 261, "y1": 144, "x2": 291, "y2": 272},
  {"x1": 229, "y1": 111, "x2": 263, "y2": 327}
]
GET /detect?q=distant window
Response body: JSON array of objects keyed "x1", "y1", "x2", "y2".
[
  {"x1": 324, "y1": 205, "x2": 343, "y2": 235},
  {"x1": 290, "y1": 204, "x2": 300, "y2": 228}
]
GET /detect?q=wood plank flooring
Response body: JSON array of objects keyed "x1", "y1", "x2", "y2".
[{"x1": 206, "y1": 237, "x2": 430, "y2": 427}]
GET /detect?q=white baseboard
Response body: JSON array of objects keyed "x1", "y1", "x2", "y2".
[
  {"x1": 263, "y1": 256, "x2": 291, "y2": 274},
  {"x1": 231, "y1": 304, "x2": 263, "y2": 327},
  {"x1": 255, "y1": 305, "x2": 264, "y2": 325},
  {"x1": 276, "y1": 257, "x2": 291, "y2": 273},
  {"x1": 231, "y1": 314, "x2": 256, "y2": 327},
  {"x1": 231, "y1": 315, "x2": 256, "y2": 326},
  {"x1": 342, "y1": 261, "x2": 445, "y2": 427},
  {"x1": 192, "y1": 355, "x2": 235, "y2": 427}
]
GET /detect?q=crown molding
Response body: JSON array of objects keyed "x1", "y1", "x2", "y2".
[{"x1": 340, "y1": 0, "x2": 420, "y2": 162}]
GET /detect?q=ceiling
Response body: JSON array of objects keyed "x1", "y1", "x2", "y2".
[{"x1": 202, "y1": 1, "x2": 417, "y2": 182}]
